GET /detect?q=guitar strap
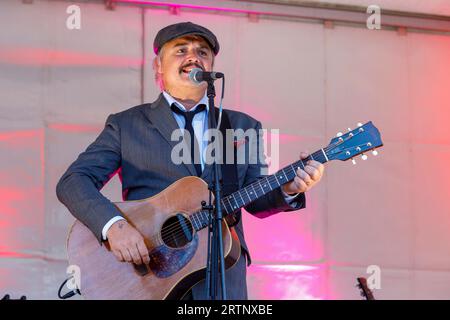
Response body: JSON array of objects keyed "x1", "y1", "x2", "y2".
[{"x1": 213, "y1": 108, "x2": 241, "y2": 227}]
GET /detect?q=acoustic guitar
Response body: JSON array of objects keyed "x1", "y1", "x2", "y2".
[{"x1": 67, "y1": 121, "x2": 383, "y2": 299}]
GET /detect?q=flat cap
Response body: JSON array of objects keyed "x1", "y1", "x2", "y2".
[{"x1": 153, "y1": 22, "x2": 220, "y2": 56}]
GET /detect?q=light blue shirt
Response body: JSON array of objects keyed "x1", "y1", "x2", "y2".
[{"x1": 162, "y1": 91, "x2": 209, "y2": 171}]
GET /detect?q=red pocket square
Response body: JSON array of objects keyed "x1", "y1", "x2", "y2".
[{"x1": 234, "y1": 138, "x2": 247, "y2": 148}]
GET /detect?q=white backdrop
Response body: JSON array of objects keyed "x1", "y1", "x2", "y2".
[{"x1": 0, "y1": 0, "x2": 450, "y2": 299}]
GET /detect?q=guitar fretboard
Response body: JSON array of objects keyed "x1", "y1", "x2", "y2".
[{"x1": 189, "y1": 148, "x2": 329, "y2": 231}]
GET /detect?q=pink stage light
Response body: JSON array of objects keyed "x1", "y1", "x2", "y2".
[
  {"x1": 48, "y1": 123, "x2": 102, "y2": 133},
  {"x1": 0, "y1": 129, "x2": 45, "y2": 259},
  {"x1": 247, "y1": 263, "x2": 329, "y2": 299},
  {"x1": 0, "y1": 47, "x2": 142, "y2": 67}
]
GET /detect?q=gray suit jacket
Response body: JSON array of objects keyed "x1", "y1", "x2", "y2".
[{"x1": 56, "y1": 93, "x2": 305, "y2": 299}]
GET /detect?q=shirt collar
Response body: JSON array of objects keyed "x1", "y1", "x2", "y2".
[{"x1": 162, "y1": 91, "x2": 209, "y2": 112}]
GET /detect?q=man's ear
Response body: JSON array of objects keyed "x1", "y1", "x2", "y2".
[{"x1": 153, "y1": 56, "x2": 162, "y2": 74}]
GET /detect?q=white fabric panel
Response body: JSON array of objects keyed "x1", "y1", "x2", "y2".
[
  {"x1": 0, "y1": 0, "x2": 141, "y2": 299},
  {"x1": 0, "y1": 1, "x2": 48, "y2": 121},
  {"x1": 247, "y1": 264, "x2": 328, "y2": 299},
  {"x1": 409, "y1": 33, "x2": 450, "y2": 145},
  {"x1": 411, "y1": 145, "x2": 450, "y2": 270},
  {"x1": 407, "y1": 32, "x2": 450, "y2": 272},
  {"x1": 308, "y1": 0, "x2": 450, "y2": 16},
  {"x1": 45, "y1": 124, "x2": 123, "y2": 260},
  {"x1": 325, "y1": 25, "x2": 450, "y2": 299},
  {"x1": 1, "y1": 0, "x2": 450, "y2": 300},
  {"x1": 325, "y1": 26, "x2": 410, "y2": 142},
  {"x1": 414, "y1": 270, "x2": 450, "y2": 300},
  {"x1": 0, "y1": 125, "x2": 45, "y2": 255},
  {"x1": 238, "y1": 19, "x2": 326, "y2": 138},
  {"x1": 0, "y1": 0, "x2": 142, "y2": 125},
  {"x1": 325, "y1": 27, "x2": 413, "y2": 271},
  {"x1": 43, "y1": 1, "x2": 142, "y2": 124},
  {"x1": 0, "y1": 258, "x2": 46, "y2": 300},
  {"x1": 328, "y1": 142, "x2": 414, "y2": 268}
]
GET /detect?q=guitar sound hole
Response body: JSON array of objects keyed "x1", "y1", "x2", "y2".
[{"x1": 161, "y1": 214, "x2": 194, "y2": 249}]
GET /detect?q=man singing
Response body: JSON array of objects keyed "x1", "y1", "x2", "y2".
[{"x1": 56, "y1": 22, "x2": 324, "y2": 300}]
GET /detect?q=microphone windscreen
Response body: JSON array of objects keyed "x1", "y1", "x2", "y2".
[{"x1": 189, "y1": 68, "x2": 203, "y2": 84}]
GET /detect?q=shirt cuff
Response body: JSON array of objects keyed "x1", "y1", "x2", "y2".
[
  {"x1": 281, "y1": 190, "x2": 300, "y2": 204},
  {"x1": 102, "y1": 216, "x2": 126, "y2": 240}
]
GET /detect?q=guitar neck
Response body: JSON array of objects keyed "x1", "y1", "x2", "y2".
[
  {"x1": 221, "y1": 148, "x2": 329, "y2": 215},
  {"x1": 189, "y1": 148, "x2": 329, "y2": 231},
  {"x1": 357, "y1": 277, "x2": 376, "y2": 300},
  {"x1": 189, "y1": 121, "x2": 383, "y2": 231}
]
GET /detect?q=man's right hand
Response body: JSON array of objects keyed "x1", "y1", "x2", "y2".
[{"x1": 106, "y1": 220, "x2": 150, "y2": 265}]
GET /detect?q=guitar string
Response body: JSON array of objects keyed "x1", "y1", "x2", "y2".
[
  {"x1": 151, "y1": 129, "x2": 370, "y2": 244},
  {"x1": 144, "y1": 149, "x2": 332, "y2": 245},
  {"x1": 143, "y1": 144, "x2": 347, "y2": 246},
  {"x1": 147, "y1": 153, "x2": 318, "y2": 243},
  {"x1": 142, "y1": 132, "x2": 369, "y2": 247},
  {"x1": 146, "y1": 175, "x2": 316, "y2": 245},
  {"x1": 155, "y1": 210, "x2": 238, "y2": 247},
  {"x1": 146, "y1": 208, "x2": 221, "y2": 246},
  {"x1": 147, "y1": 216, "x2": 198, "y2": 245},
  {"x1": 152, "y1": 138, "x2": 373, "y2": 246},
  {"x1": 145, "y1": 206, "x2": 220, "y2": 243}
]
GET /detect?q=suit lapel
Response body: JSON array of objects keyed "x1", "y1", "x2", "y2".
[{"x1": 142, "y1": 93, "x2": 197, "y2": 176}]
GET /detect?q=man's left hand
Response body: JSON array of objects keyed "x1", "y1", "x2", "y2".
[{"x1": 281, "y1": 151, "x2": 325, "y2": 195}]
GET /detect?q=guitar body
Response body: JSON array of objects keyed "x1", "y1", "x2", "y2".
[{"x1": 67, "y1": 176, "x2": 241, "y2": 300}]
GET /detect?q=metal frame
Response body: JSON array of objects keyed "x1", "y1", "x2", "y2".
[
  {"x1": 107, "y1": 0, "x2": 450, "y2": 33},
  {"x1": 20, "y1": 0, "x2": 450, "y2": 33}
]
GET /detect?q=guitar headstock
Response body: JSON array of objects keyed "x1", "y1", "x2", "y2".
[
  {"x1": 325, "y1": 121, "x2": 383, "y2": 164},
  {"x1": 356, "y1": 277, "x2": 376, "y2": 300}
]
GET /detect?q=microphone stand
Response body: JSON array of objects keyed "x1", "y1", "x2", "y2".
[{"x1": 203, "y1": 79, "x2": 227, "y2": 300}]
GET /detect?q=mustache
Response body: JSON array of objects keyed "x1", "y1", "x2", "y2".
[{"x1": 179, "y1": 62, "x2": 204, "y2": 73}]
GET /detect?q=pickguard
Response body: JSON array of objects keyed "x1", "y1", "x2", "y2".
[{"x1": 148, "y1": 234, "x2": 199, "y2": 278}]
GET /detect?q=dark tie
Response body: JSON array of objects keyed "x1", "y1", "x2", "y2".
[{"x1": 171, "y1": 103, "x2": 207, "y2": 176}]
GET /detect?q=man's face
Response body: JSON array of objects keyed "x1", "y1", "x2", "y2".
[{"x1": 157, "y1": 35, "x2": 214, "y2": 96}]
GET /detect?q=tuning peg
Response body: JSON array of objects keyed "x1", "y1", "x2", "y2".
[
  {"x1": 348, "y1": 127, "x2": 352, "y2": 131},
  {"x1": 351, "y1": 158, "x2": 357, "y2": 165},
  {"x1": 357, "y1": 122, "x2": 363, "y2": 127},
  {"x1": 336, "y1": 132, "x2": 343, "y2": 137},
  {"x1": 372, "y1": 150, "x2": 378, "y2": 156},
  {"x1": 361, "y1": 154, "x2": 368, "y2": 160}
]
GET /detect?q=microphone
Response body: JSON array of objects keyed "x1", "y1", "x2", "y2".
[{"x1": 189, "y1": 68, "x2": 224, "y2": 84}]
